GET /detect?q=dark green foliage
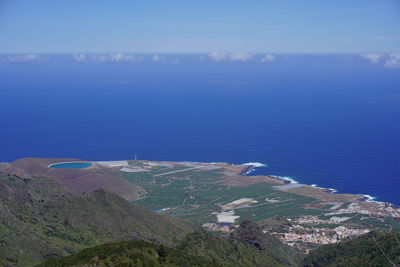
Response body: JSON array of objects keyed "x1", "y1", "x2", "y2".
[
  {"x1": 179, "y1": 230, "x2": 285, "y2": 267},
  {"x1": 36, "y1": 240, "x2": 230, "y2": 267},
  {"x1": 38, "y1": 229, "x2": 291, "y2": 267},
  {"x1": 302, "y1": 231, "x2": 400, "y2": 267},
  {"x1": 0, "y1": 174, "x2": 197, "y2": 266},
  {"x1": 229, "y1": 220, "x2": 304, "y2": 266},
  {"x1": 5, "y1": 167, "x2": 400, "y2": 267},
  {"x1": 41, "y1": 222, "x2": 303, "y2": 267}
]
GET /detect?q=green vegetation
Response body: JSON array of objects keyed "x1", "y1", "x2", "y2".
[
  {"x1": 37, "y1": 221, "x2": 299, "y2": 267},
  {"x1": 2, "y1": 160, "x2": 400, "y2": 267},
  {"x1": 178, "y1": 231, "x2": 284, "y2": 267},
  {"x1": 36, "y1": 240, "x2": 227, "y2": 267},
  {"x1": 302, "y1": 231, "x2": 400, "y2": 267},
  {"x1": 120, "y1": 164, "x2": 400, "y2": 250},
  {"x1": 229, "y1": 220, "x2": 304, "y2": 266},
  {"x1": 0, "y1": 173, "x2": 197, "y2": 266},
  {"x1": 121, "y1": 168, "x2": 323, "y2": 224}
]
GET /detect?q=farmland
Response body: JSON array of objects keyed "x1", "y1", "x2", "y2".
[{"x1": 117, "y1": 160, "x2": 400, "y2": 251}]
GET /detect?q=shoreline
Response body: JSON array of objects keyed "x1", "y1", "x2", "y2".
[
  {"x1": 239, "y1": 161, "x2": 384, "y2": 205},
  {"x1": 0, "y1": 158, "x2": 387, "y2": 206}
]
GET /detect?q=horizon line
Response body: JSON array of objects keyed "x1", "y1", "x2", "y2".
[{"x1": 1, "y1": 52, "x2": 399, "y2": 55}]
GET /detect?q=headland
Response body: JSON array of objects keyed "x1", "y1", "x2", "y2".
[{"x1": 1, "y1": 157, "x2": 399, "y2": 253}]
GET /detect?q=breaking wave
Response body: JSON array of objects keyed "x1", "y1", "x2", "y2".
[
  {"x1": 311, "y1": 184, "x2": 338, "y2": 193},
  {"x1": 270, "y1": 175, "x2": 299, "y2": 184},
  {"x1": 363, "y1": 194, "x2": 377, "y2": 202},
  {"x1": 242, "y1": 162, "x2": 267, "y2": 168}
]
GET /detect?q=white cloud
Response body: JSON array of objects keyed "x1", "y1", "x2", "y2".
[
  {"x1": 73, "y1": 53, "x2": 86, "y2": 62},
  {"x1": 3, "y1": 54, "x2": 42, "y2": 63},
  {"x1": 87, "y1": 53, "x2": 140, "y2": 63},
  {"x1": 228, "y1": 52, "x2": 253, "y2": 62},
  {"x1": 358, "y1": 53, "x2": 400, "y2": 68},
  {"x1": 383, "y1": 53, "x2": 400, "y2": 68},
  {"x1": 261, "y1": 54, "x2": 275, "y2": 63},
  {"x1": 93, "y1": 55, "x2": 108, "y2": 62},
  {"x1": 109, "y1": 53, "x2": 136, "y2": 62},
  {"x1": 208, "y1": 52, "x2": 228, "y2": 62},
  {"x1": 208, "y1": 52, "x2": 253, "y2": 62},
  {"x1": 358, "y1": 53, "x2": 384, "y2": 64},
  {"x1": 110, "y1": 53, "x2": 125, "y2": 62},
  {"x1": 152, "y1": 54, "x2": 163, "y2": 62}
]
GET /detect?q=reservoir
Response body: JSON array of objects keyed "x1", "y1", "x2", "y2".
[{"x1": 49, "y1": 162, "x2": 93, "y2": 169}]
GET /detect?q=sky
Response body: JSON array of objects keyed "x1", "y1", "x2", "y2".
[{"x1": 0, "y1": 0, "x2": 399, "y2": 53}]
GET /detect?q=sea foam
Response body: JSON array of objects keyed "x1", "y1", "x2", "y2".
[
  {"x1": 270, "y1": 175, "x2": 299, "y2": 184},
  {"x1": 241, "y1": 162, "x2": 268, "y2": 175},
  {"x1": 311, "y1": 184, "x2": 338, "y2": 193},
  {"x1": 362, "y1": 194, "x2": 377, "y2": 202},
  {"x1": 242, "y1": 162, "x2": 267, "y2": 168}
]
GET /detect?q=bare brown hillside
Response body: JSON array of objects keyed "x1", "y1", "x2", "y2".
[{"x1": 0, "y1": 158, "x2": 144, "y2": 201}]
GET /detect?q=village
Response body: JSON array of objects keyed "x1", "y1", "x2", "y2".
[
  {"x1": 201, "y1": 196, "x2": 400, "y2": 252},
  {"x1": 91, "y1": 159, "x2": 400, "y2": 253},
  {"x1": 272, "y1": 225, "x2": 370, "y2": 253}
]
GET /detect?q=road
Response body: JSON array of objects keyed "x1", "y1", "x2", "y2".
[{"x1": 153, "y1": 167, "x2": 199, "y2": 177}]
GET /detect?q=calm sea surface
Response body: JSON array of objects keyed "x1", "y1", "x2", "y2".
[{"x1": 1, "y1": 56, "x2": 399, "y2": 204}]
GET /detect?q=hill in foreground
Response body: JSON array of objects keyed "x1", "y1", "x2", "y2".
[
  {"x1": 228, "y1": 220, "x2": 303, "y2": 266},
  {"x1": 302, "y1": 231, "x2": 400, "y2": 267},
  {"x1": 37, "y1": 229, "x2": 400, "y2": 267},
  {"x1": 37, "y1": 229, "x2": 290, "y2": 267},
  {"x1": 36, "y1": 240, "x2": 227, "y2": 267},
  {"x1": 0, "y1": 173, "x2": 197, "y2": 266},
  {"x1": 37, "y1": 220, "x2": 304, "y2": 267}
]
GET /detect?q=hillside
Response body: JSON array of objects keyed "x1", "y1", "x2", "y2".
[
  {"x1": 229, "y1": 220, "x2": 303, "y2": 266},
  {"x1": 302, "y1": 231, "x2": 400, "y2": 267},
  {"x1": 38, "y1": 222, "x2": 304, "y2": 267},
  {"x1": 0, "y1": 158, "x2": 143, "y2": 201},
  {"x1": 37, "y1": 228, "x2": 400, "y2": 267},
  {"x1": 36, "y1": 240, "x2": 230, "y2": 267},
  {"x1": 179, "y1": 229, "x2": 286, "y2": 267},
  {"x1": 2, "y1": 158, "x2": 399, "y2": 267},
  {"x1": 0, "y1": 173, "x2": 197, "y2": 266},
  {"x1": 37, "y1": 230, "x2": 289, "y2": 267}
]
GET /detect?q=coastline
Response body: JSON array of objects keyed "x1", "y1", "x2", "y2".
[
  {"x1": 0, "y1": 158, "x2": 389, "y2": 206},
  {"x1": 240, "y1": 162, "x2": 383, "y2": 205},
  {"x1": 2, "y1": 157, "x2": 399, "y2": 255}
]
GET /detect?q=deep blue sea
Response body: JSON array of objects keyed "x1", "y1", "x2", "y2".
[{"x1": 1, "y1": 55, "x2": 399, "y2": 204}]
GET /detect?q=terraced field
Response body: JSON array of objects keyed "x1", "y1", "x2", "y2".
[{"x1": 120, "y1": 165, "x2": 325, "y2": 224}]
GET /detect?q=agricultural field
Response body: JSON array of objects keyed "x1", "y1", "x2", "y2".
[
  {"x1": 120, "y1": 163, "x2": 327, "y2": 224},
  {"x1": 117, "y1": 160, "x2": 400, "y2": 251}
]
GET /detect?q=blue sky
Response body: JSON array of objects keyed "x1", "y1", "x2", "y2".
[{"x1": 0, "y1": 0, "x2": 399, "y2": 53}]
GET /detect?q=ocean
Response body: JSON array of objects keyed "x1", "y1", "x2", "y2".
[{"x1": 1, "y1": 54, "x2": 399, "y2": 204}]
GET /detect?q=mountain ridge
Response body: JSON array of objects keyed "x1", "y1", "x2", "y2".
[{"x1": 0, "y1": 172, "x2": 197, "y2": 266}]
